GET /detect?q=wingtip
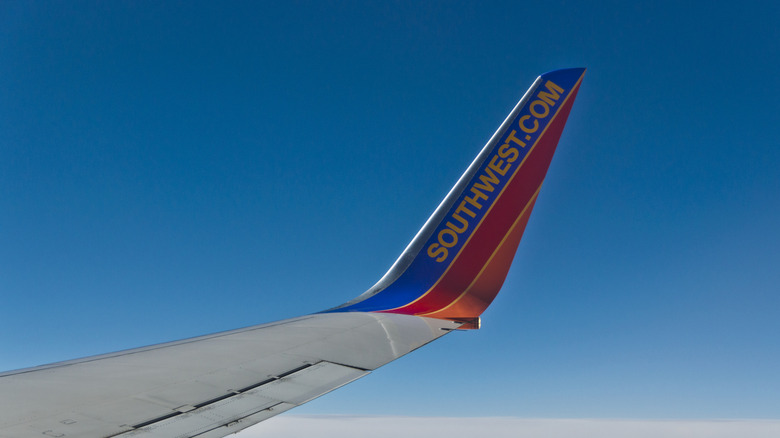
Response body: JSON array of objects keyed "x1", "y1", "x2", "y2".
[
  {"x1": 325, "y1": 69, "x2": 585, "y2": 320},
  {"x1": 540, "y1": 68, "x2": 587, "y2": 83}
]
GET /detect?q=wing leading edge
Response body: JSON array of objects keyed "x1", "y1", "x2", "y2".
[{"x1": 0, "y1": 69, "x2": 585, "y2": 438}]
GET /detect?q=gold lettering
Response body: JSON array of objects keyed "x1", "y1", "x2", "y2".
[
  {"x1": 498, "y1": 143, "x2": 519, "y2": 163},
  {"x1": 519, "y1": 115, "x2": 538, "y2": 133},
  {"x1": 505, "y1": 130, "x2": 526, "y2": 148},
  {"x1": 488, "y1": 155, "x2": 510, "y2": 176},
  {"x1": 438, "y1": 229, "x2": 458, "y2": 248},
  {"x1": 538, "y1": 80, "x2": 564, "y2": 106},
  {"x1": 455, "y1": 201, "x2": 477, "y2": 218},
  {"x1": 446, "y1": 213, "x2": 469, "y2": 233},
  {"x1": 427, "y1": 243, "x2": 448, "y2": 262},
  {"x1": 530, "y1": 100, "x2": 549, "y2": 118},
  {"x1": 465, "y1": 188, "x2": 486, "y2": 209},
  {"x1": 473, "y1": 167, "x2": 499, "y2": 193}
]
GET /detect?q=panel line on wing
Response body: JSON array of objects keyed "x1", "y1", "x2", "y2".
[
  {"x1": 124, "y1": 361, "x2": 369, "y2": 437},
  {"x1": 128, "y1": 363, "x2": 315, "y2": 431}
]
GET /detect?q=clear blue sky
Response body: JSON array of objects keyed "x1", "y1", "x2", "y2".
[{"x1": 2, "y1": 1, "x2": 779, "y2": 420}]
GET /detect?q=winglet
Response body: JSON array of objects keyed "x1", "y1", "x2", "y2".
[{"x1": 327, "y1": 68, "x2": 585, "y2": 323}]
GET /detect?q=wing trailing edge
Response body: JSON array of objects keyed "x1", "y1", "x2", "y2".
[{"x1": 328, "y1": 68, "x2": 585, "y2": 323}]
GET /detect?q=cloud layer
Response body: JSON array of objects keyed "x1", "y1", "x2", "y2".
[{"x1": 241, "y1": 416, "x2": 780, "y2": 438}]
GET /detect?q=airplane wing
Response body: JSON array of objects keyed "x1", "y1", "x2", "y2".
[{"x1": 0, "y1": 68, "x2": 585, "y2": 438}]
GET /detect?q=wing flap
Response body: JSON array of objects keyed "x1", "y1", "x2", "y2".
[{"x1": 117, "y1": 362, "x2": 366, "y2": 437}]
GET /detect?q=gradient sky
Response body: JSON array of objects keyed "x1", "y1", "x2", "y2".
[{"x1": 2, "y1": 0, "x2": 779, "y2": 422}]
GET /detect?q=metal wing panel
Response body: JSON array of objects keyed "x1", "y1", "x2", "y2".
[
  {"x1": 118, "y1": 362, "x2": 367, "y2": 437},
  {"x1": 0, "y1": 313, "x2": 460, "y2": 438}
]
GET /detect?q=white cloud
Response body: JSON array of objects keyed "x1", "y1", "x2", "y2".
[{"x1": 238, "y1": 416, "x2": 780, "y2": 438}]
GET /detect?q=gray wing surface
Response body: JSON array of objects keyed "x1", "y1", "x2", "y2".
[{"x1": 0, "y1": 313, "x2": 461, "y2": 438}]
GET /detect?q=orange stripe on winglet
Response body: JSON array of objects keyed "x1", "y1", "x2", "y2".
[{"x1": 420, "y1": 188, "x2": 539, "y2": 319}]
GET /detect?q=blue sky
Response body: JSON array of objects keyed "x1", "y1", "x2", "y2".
[{"x1": 2, "y1": 0, "x2": 779, "y2": 422}]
